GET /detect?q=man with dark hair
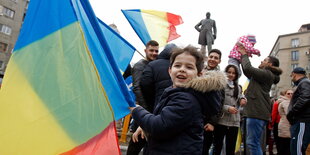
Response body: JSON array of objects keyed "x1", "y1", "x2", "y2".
[
  {"x1": 140, "y1": 43, "x2": 176, "y2": 112},
  {"x1": 287, "y1": 67, "x2": 310, "y2": 155},
  {"x1": 130, "y1": 44, "x2": 176, "y2": 155},
  {"x1": 268, "y1": 56, "x2": 280, "y2": 68},
  {"x1": 127, "y1": 40, "x2": 159, "y2": 155},
  {"x1": 202, "y1": 48, "x2": 224, "y2": 154},
  {"x1": 239, "y1": 46, "x2": 282, "y2": 154},
  {"x1": 132, "y1": 40, "x2": 159, "y2": 109},
  {"x1": 205, "y1": 49, "x2": 221, "y2": 71}
]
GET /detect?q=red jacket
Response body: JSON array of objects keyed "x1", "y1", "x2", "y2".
[{"x1": 271, "y1": 101, "x2": 281, "y2": 124}]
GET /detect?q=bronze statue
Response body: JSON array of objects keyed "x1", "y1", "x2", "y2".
[{"x1": 195, "y1": 12, "x2": 217, "y2": 56}]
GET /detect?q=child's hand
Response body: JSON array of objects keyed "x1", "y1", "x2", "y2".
[
  {"x1": 129, "y1": 107, "x2": 136, "y2": 112},
  {"x1": 240, "y1": 98, "x2": 247, "y2": 106},
  {"x1": 129, "y1": 105, "x2": 140, "y2": 112},
  {"x1": 204, "y1": 123, "x2": 214, "y2": 131},
  {"x1": 132, "y1": 127, "x2": 145, "y2": 142},
  {"x1": 228, "y1": 106, "x2": 238, "y2": 114}
]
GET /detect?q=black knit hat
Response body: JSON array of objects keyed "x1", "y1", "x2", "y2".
[{"x1": 292, "y1": 67, "x2": 306, "y2": 75}]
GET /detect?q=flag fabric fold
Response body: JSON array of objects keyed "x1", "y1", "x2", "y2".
[
  {"x1": 0, "y1": 0, "x2": 134, "y2": 154},
  {"x1": 72, "y1": 0, "x2": 135, "y2": 118},
  {"x1": 121, "y1": 9, "x2": 183, "y2": 47},
  {"x1": 97, "y1": 18, "x2": 136, "y2": 73}
]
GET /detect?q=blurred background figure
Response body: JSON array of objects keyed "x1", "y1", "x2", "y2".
[{"x1": 277, "y1": 89, "x2": 293, "y2": 155}]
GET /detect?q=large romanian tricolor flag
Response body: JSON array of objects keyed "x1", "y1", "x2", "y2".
[
  {"x1": 121, "y1": 9, "x2": 183, "y2": 47},
  {"x1": 0, "y1": 0, "x2": 134, "y2": 154}
]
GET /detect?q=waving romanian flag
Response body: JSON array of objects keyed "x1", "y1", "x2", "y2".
[
  {"x1": 0, "y1": 0, "x2": 134, "y2": 154},
  {"x1": 122, "y1": 9, "x2": 183, "y2": 47},
  {"x1": 97, "y1": 18, "x2": 136, "y2": 73}
]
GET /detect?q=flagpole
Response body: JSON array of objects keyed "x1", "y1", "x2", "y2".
[{"x1": 135, "y1": 50, "x2": 145, "y2": 58}]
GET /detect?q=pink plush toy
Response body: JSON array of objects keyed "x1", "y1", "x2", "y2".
[{"x1": 229, "y1": 35, "x2": 261, "y2": 62}]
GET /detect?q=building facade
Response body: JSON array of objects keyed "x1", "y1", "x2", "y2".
[
  {"x1": 0, "y1": 0, "x2": 28, "y2": 75},
  {"x1": 270, "y1": 23, "x2": 310, "y2": 97}
]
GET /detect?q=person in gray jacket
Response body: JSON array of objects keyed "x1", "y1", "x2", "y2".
[
  {"x1": 213, "y1": 64, "x2": 246, "y2": 155},
  {"x1": 239, "y1": 45, "x2": 282, "y2": 155}
]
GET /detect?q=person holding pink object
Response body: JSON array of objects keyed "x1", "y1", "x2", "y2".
[{"x1": 228, "y1": 35, "x2": 261, "y2": 77}]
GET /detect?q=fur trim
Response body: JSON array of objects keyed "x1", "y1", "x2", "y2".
[
  {"x1": 185, "y1": 71, "x2": 227, "y2": 93},
  {"x1": 266, "y1": 65, "x2": 283, "y2": 76},
  {"x1": 266, "y1": 65, "x2": 283, "y2": 84}
]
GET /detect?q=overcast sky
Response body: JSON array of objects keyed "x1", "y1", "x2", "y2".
[{"x1": 89, "y1": 0, "x2": 310, "y2": 84}]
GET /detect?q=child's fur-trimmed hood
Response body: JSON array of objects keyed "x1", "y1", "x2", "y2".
[{"x1": 185, "y1": 71, "x2": 227, "y2": 93}]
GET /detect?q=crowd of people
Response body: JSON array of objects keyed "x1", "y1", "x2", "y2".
[{"x1": 124, "y1": 39, "x2": 310, "y2": 155}]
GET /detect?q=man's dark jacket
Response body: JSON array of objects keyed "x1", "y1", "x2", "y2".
[
  {"x1": 241, "y1": 55, "x2": 282, "y2": 121},
  {"x1": 132, "y1": 59, "x2": 149, "y2": 108},
  {"x1": 140, "y1": 45, "x2": 174, "y2": 112},
  {"x1": 287, "y1": 77, "x2": 310, "y2": 124}
]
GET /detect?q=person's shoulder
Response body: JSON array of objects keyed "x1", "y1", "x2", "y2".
[
  {"x1": 136, "y1": 59, "x2": 147, "y2": 65},
  {"x1": 299, "y1": 78, "x2": 310, "y2": 86},
  {"x1": 302, "y1": 77, "x2": 310, "y2": 83},
  {"x1": 148, "y1": 58, "x2": 169, "y2": 67},
  {"x1": 168, "y1": 90, "x2": 199, "y2": 108},
  {"x1": 167, "y1": 88, "x2": 195, "y2": 99},
  {"x1": 133, "y1": 59, "x2": 147, "y2": 68},
  {"x1": 148, "y1": 59, "x2": 160, "y2": 65}
]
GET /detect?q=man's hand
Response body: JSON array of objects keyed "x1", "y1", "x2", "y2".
[
  {"x1": 132, "y1": 127, "x2": 145, "y2": 142},
  {"x1": 237, "y1": 43, "x2": 247, "y2": 55},
  {"x1": 204, "y1": 123, "x2": 214, "y2": 131}
]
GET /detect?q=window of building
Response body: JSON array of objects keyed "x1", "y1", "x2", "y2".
[
  {"x1": 291, "y1": 63, "x2": 298, "y2": 70},
  {"x1": 291, "y1": 38, "x2": 299, "y2": 47},
  {"x1": 291, "y1": 51, "x2": 299, "y2": 61},
  {"x1": 2, "y1": 7, "x2": 15, "y2": 18},
  {"x1": 0, "y1": 24, "x2": 12, "y2": 35},
  {"x1": 291, "y1": 63, "x2": 299, "y2": 85},
  {"x1": 0, "y1": 42, "x2": 8, "y2": 53},
  {"x1": 306, "y1": 64, "x2": 310, "y2": 72}
]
